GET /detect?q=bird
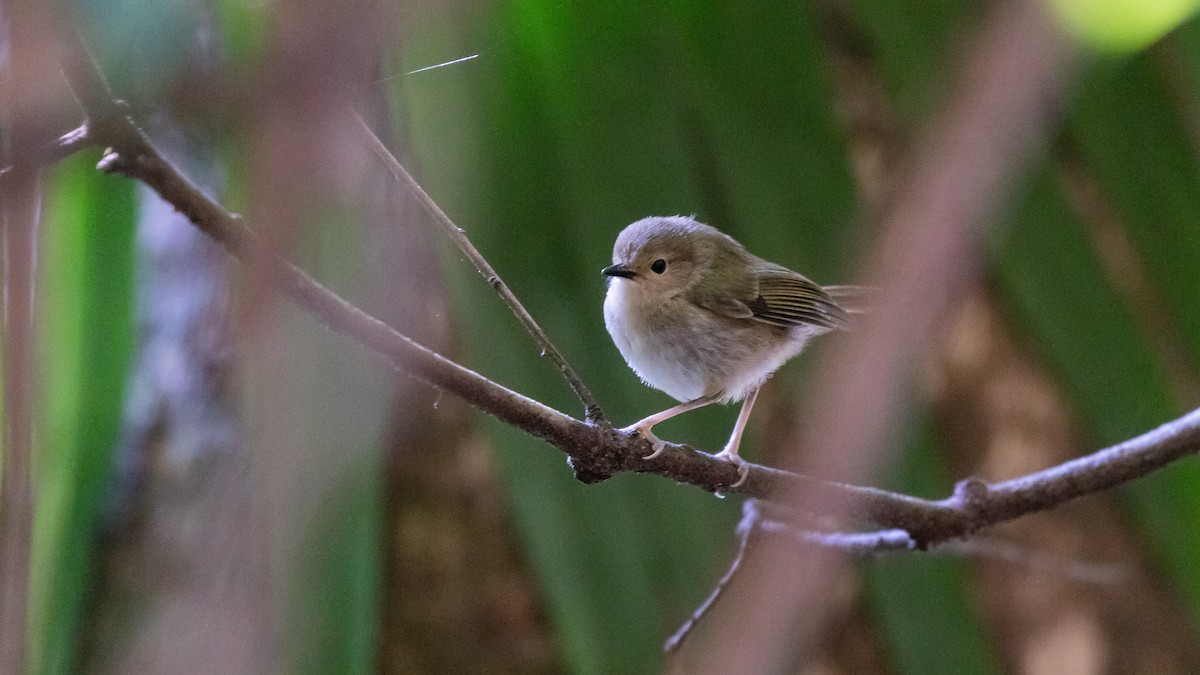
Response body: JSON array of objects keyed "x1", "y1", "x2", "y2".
[{"x1": 601, "y1": 215, "x2": 866, "y2": 487}]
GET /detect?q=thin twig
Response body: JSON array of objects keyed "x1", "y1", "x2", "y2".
[
  {"x1": 757, "y1": 520, "x2": 914, "y2": 553},
  {"x1": 354, "y1": 114, "x2": 607, "y2": 425},
  {"x1": 665, "y1": 501, "x2": 760, "y2": 655},
  {"x1": 44, "y1": 124, "x2": 95, "y2": 161},
  {"x1": 666, "y1": 497, "x2": 1125, "y2": 655},
  {"x1": 755, "y1": 516, "x2": 1125, "y2": 585},
  {"x1": 52, "y1": 34, "x2": 1200, "y2": 547}
]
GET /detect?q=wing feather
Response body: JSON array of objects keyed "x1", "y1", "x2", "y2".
[
  {"x1": 687, "y1": 251, "x2": 858, "y2": 330},
  {"x1": 750, "y1": 268, "x2": 849, "y2": 329}
]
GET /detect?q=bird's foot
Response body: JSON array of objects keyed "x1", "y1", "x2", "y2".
[
  {"x1": 712, "y1": 448, "x2": 750, "y2": 489},
  {"x1": 619, "y1": 423, "x2": 667, "y2": 460}
]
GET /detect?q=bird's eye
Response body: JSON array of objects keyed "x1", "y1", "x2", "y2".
[{"x1": 651, "y1": 259, "x2": 667, "y2": 274}]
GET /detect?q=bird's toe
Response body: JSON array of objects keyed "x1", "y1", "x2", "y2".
[
  {"x1": 713, "y1": 449, "x2": 750, "y2": 488},
  {"x1": 642, "y1": 439, "x2": 667, "y2": 460},
  {"x1": 619, "y1": 424, "x2": 666, "y2": 460}
]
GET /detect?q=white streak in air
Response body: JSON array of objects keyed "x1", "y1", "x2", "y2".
[{"x1": 405, "y1": 54, "x2": 480, "y2": 76}]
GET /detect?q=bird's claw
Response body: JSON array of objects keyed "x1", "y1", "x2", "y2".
[
  {"x1": 713, "y1": 450, "x2": 750, "y2": 489},
  {"x1": 619, "y1": 424, "x2": 666, "y2": 460},
  {"x1": 730, "y1": 463, "x2": 750, "y2": 489},
  {"x1": 643, "y1": 439, "x2": 667, "y2": 460}
]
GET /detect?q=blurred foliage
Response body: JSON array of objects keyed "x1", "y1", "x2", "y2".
[
  {"x1": 244, "y1": 235, "x2": 390, "y2": 675},
  {"x1": 31, "y1": 158, "x2": 135, "y2": 674},
  {"x1": 1047, "y1": 0, "x2": 1200, "y2": 52},
  {"x1": 865, "y1": 421, "x2": 1001, "y2": 675},
  {"x1": 10, "y1": 0, "x2": 1200, "y2": 673}
]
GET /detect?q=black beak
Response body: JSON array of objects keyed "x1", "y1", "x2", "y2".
[{"x1": 602, "y1": 264, "x2": 636, "y2": 279}]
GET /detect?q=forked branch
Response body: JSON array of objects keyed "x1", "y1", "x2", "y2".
[{"x1": 354, "y1": 114, "x2": 607, "y2": 424}]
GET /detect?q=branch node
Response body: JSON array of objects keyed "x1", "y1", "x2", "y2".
[
  {"x1": 953, "y1": 475, "x2": 990, "y2": 510},
  {"x1": 583, "y1": 405, "x2": 607, "y2": 426},
  {"x1": 355, "y1": 115, "x2": 608, "y2": 425},
  {"x1": 568, "y1": 455, "x2": 616, "y2": 484}
]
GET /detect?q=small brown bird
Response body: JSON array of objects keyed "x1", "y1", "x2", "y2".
[{"x1": 602, "y1": 216, "x2": 865, "y2": 486}]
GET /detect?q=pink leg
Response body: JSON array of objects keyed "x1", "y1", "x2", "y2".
[
  {"x1": 714, "y1": 386, "x2": 760, "y2": 488},
  {"x1": 622, "y1": 392, "x2": 720, "y2": 459}
]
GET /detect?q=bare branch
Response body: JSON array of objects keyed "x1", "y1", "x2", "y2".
[
  {"x1": 52, "y1": 32, "x2": 1200, "y2": 552},
  {"x1": 667, "y1": 497, "x2": 1126, "y2": 655},
  {"x1": 753, "y1": 507, "x2": 1126, "y2": 585},
  {"x1": 355, "y1": 114, "x2": 607, "y2": 425},
  {"x1": 0, "y1": 125, "x2": 95, "y2": 180},
  {"x1": 665, "y1": 502, "x2": 916, "y2": 656},
  {"x1": 43, "y1": 124, "x2": 94, "y2": 160}
]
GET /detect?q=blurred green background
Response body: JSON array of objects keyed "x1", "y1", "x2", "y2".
[{"x1": 6, "y1": 0, "x2": 1200, "y2": 672}]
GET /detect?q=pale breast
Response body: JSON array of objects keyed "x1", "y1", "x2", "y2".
[
  {"x1": 605, "y1": 284, "x2": 709, "y2": 401},
  {"x1": 604, "y1": 281, "x2": 814, "y2": 403}
]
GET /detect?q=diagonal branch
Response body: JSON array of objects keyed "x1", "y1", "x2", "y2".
[
  {"x1": 355, "y1": 114, "x2": 607, "y2": 425},
  {"x1": 53, "y1": 34, "x2": 1200, "y2": 549},
  {"x1": 0, "y1": 124, "x2": 95, "y2": 181}
]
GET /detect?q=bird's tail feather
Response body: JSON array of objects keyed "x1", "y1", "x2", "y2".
[{"x1": 823, "y1": 285, "x2": 877, "y2": 318}]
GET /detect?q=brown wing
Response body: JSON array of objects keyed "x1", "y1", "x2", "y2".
[{"x1": 747, "y1": 268, "x2": 850, "y2": 329}]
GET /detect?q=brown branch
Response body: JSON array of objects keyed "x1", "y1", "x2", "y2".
[
  {"x1": 666, "y1": 496, "x2": 1126, "y2": 655},
  {"x1": 744, "y1": 406, "x2": 1200, "y2": 545},
  {"x1": 354, "y1": 114, "x2": 607, "y2": 425},
  {"x1": 0, "y1": 124, "x2": 96, "y2": 180},
  {"x1": 53, "y1": 33, "x2": 1200, "y2": 547},
  {"x1": 42, "y1": 124, "x2": 95, "y2": 161},
  {"x1": 753, "y1": 511, "x2": 1125, "y2": 585}
]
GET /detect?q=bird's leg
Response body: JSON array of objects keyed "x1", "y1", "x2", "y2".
[
  {"x1": 622, "y1": 393, "x2": 721, "y2": 460},
  {"x1": 713, "y1": 386, "x2": 760, "y2": 488}
]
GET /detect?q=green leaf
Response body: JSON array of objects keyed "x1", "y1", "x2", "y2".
[
  {"x1": 31, "y1": 156, "x2": 136, "y2": 675},
  {"x1": 1046, "y1": 0, "x2": 1200, "y2": 53}
]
